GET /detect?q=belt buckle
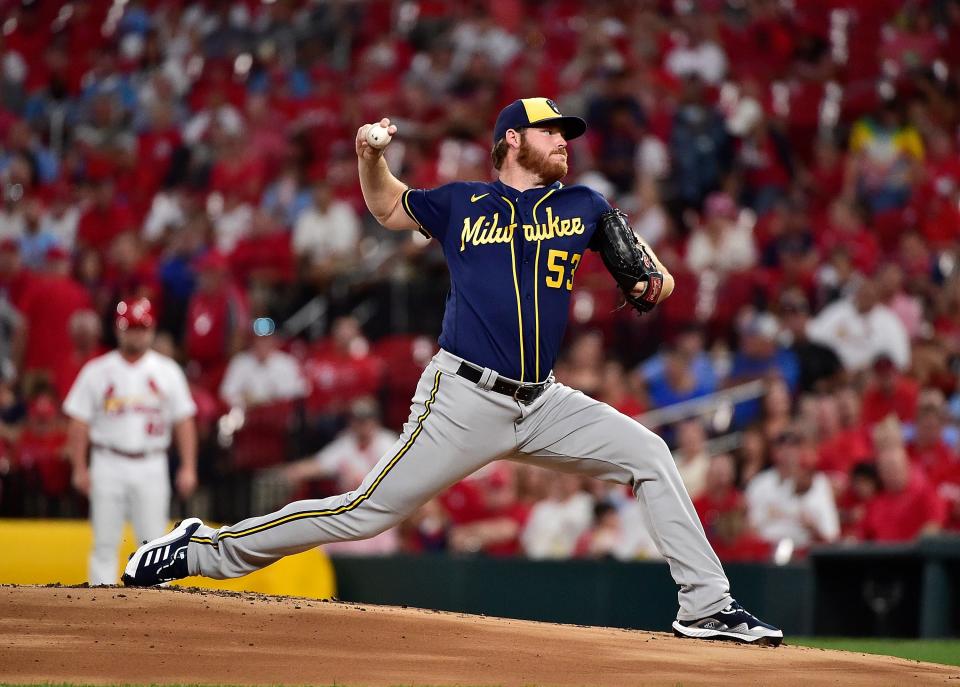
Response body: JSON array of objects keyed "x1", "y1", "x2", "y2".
[{"x1": 514, "y1": 382, "x2": 546, "y2": 404}]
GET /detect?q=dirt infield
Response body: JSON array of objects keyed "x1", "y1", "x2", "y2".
[{"x1": 1, "y1": 586, "x2": 956, "y2": 686}]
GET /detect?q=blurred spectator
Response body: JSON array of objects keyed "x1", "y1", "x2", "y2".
[
  {"x1": 685, "y1": 192, "x2": 756, "y2": 275},
  {"x1": 730, "y1": 98, "x2": 793, "y2": 215},
  {"x1": 728, "y1": 312, "x2": 799, "y2": 427},
  {"x1": 292, "y1": 181, "x2": 361, "y2": 287},
  {"x1": 860, "y1": 354, "x2": 920, "y2": 426},
  {"x1": 669, "y1": 78, "x2": 731, "y2": 209},
  {"x1": 554, "y1": 330, "x2": 606, "y2": 398},
  {"x1": 212, "y1": 190, "x2": 253, "y2": 254},
  {"x1": 735, "y1": 426, "x2": 768, "y2": 488},
  {"x1": 521, "y1": 473, "x2": 593, "y2": 559},
  {"x1": 806, "y1": 277, "x2": 911, "y2": 373},
  {"x1": 14, "y1": 392, "x2": 69, "y2": 508},
  {"x1": 814, "y1": 391, "x2": 872, "y2": 490},
  {"x1": 184, "y1": 250, "x2": 248, "y2": 392},
  {"x1": 585, "y1": 70, "x2": 647, "y2": 194},
  {"x1": 694, "y1": 453, "x2": 769, "y2": 562},
  {"x1": 777, "y1": 290, "x2": 842, "y2": 393},
  {"x1": 746, "y1": 427, "x2": 839, "y2": 551},
  {"x1": 53, "y1": 310, "x2": 106, "y2": 403},
  {"x1": 672, "y1": 417, "x2": 711, "y2": 500},
  {"x1": 845, "y1": 99, "x2": 923, "y2": 213},
  {"x1": 282, "y1": 397, "x2": 398, "y2": 497},
  {"x1": 817, "y1": 198, "x2": 881, "y2": 276},
  {"x1": 575, "y1": 501, "x2": 625, "y2": 559},
  {"x1": 932, "y1": 456, "x2": 960, "y2": 533},
  {"x1": 875, "y1": 261, "x2": 923, "y2": 340},
  {"x1": 664, "y1": 16, "x2": 728, "y2": 85},
  {"x1": 596, "y1": 360, "x2": 645, "y2": 418},
  {"x1": 859, "y1": 443, "x2": 947, "y2": 542},
  {"x1": 228, "y1": 209, "x2": 295, "y2": 287},
  {"x1": 637, "y1": 323, "x2": 718, "y2": 396},
  {"x1": 645, "y1": 345, "x2": 716, "y2": 409},
  {"x1": 836, "y1": 462, "x2": 881, "y2": 539},
  {"x1": 0, "y1": 238, "x2": 31, "y2": 310},
  {"x1": 18, "y1": 246, "x2": 92, "y2": 389},
  {"x1": 40, "y1": 185, "x2": 79, "y2": 250},
  {"x1": 17, "y1": 198, "x2": 59, "y2": 270},
  {"x1": 75, "y1": 179, "x2": 135, "y2": 253},
  {"x1": 262, "y1": 165, "x2": 311, "y2": 229},
  {"x1": 219, "y1": 318, "x2": 307, "y2": 409},
  {"x1": 302, "y1": 316, "x2": 384, "y2": 425},
  {"x1": 907, "y1": 390, "x2": 956, "y2": 473},
  {"x1": 448, "y1": 466, "x2": 532, "y2": 557}
]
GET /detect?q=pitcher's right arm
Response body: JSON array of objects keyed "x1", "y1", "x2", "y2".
[{"x1": 356, "y1": 118, "x2": 418, "y2": 231}]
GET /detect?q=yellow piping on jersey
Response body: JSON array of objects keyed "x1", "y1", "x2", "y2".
[
  {"x1": 499, "y1": 195, "x2": 524, "y2": 383},
  {"x1": 531, "y1": 188, "x2": 556, "y2": 383},
  {"x1": 190, "y1": 371, "x2": 442, "y2": 544},
  {"x1": 401, "y1": 188, "x2": 431, "y2": 237}
]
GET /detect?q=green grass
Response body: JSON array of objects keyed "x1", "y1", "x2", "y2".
[{"x1": 789, "y1": 637, "x2": 960, "y2": 667}]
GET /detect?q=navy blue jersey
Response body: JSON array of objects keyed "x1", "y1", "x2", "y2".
[{"x1": 402, "y1": 179, "x2": 612, "y2": 383}]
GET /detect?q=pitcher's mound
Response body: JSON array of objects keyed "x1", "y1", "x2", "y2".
[{"x1": 1, "y1": 585, "x2": 954, "y2": 686}]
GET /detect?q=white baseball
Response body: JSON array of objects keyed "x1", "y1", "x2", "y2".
[{"x1": 365, "y1": 124, "x2": 392, "y2": 149}]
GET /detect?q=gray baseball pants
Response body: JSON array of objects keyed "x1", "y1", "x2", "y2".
[{"x1": 188, "y1": 349, "x2": 731, "y2": 620}]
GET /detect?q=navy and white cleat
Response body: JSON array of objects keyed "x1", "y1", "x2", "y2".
[
  {"x1": 672, "y1": 600, "x2": 783, "y2": 646},
  {"x1": 121, "y1": 518, "x2": 203, "y2": 587}
]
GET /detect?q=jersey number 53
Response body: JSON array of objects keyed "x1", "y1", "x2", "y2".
[{"x1": 545, "y1": 250, "x2": 582, "y2": 291}]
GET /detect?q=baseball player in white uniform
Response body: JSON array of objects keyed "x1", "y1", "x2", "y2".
[
  {"x1": 123, "y1": 102, "x2": 782, "y2": 645},
  {"x1": 65, "y1": 297, "x2": 198, "y2": 585}
]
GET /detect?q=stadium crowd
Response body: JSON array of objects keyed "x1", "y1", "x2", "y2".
[{"x1": 1, "y1": 0, "x2": 960, "y2": 562}]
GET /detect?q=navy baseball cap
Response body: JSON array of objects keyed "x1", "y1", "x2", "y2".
[{"x1": 493, "y1": 98, "x2": 587, "y2": 144}]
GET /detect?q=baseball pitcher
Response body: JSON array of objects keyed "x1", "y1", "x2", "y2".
[
  {"x1": 123, "y1": 99, "x2": 782, "y2": 645},
  {"x1": 65, "y1": 298, "x2": 198, "y2": 585}
]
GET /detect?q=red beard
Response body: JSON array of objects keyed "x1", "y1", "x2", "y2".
[{"x1": 516, "y1": 138, "x2": 568, "y2": 185}]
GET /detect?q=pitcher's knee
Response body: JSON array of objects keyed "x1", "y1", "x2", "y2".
[{"x1": 619, "y1": 426, "x2": 674, "y2": 474}]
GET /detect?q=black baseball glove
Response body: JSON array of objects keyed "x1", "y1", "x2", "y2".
[{"x1": 592, "y1": 209, "x2": 664, "y2": 313}]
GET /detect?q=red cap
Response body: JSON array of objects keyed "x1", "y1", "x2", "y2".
[{"x1": 115, "y1": 297, "x2": 155, "y2": 330}]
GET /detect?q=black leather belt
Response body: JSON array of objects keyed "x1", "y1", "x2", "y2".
[{"x1": 456, "y1": 362, "x2": 550, "y2": 405}]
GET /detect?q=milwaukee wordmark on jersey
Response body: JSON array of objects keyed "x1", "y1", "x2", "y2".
[{"x1": 402, "y1": 179, "x2": 611, "y2": 383}]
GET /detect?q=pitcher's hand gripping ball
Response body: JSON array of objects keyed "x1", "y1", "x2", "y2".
[{"x1": 365, "y1": 123, "x2": 392, "y2": 149}]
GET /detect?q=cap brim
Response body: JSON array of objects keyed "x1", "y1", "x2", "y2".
[{"x1": 525, "y1": 115, "x2": 587, "y2": 140}]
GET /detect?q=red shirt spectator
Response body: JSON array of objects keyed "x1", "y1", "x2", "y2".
[
  {"x1": 930, "y1": 458, "x2": 960, "y2": 532},
  {"x1": 693, "y1": 454, "x2": 770, "y2": 562},
  {"x1": 447, "y1": 467, "x2": 532, "y2": 557},
  {"x1": 75, "y1": 180, "x2": 136, "y2": 253},
  {"x1": 302, "y1": 316, "x2": 385, "y2": 417},
  {"x1": 184, "y1": 251, "x2": 248, "y2": 392},
  {"x1": 859, "y1": 446, "x2": 947, "y2": 542},
  {"x1": 0, "y1": 239, "x2": 33, "y2": 310},
  {"x1": 817, "y1": 427, "x2": 872, "y2": 488},
  {"x1": 228, "y1": 212, "x2": 295, "y2": 286},
  {"x1": 20, "y1": 247, "x2": 92, "y2": 375},
  {"x1": 816, "y1": 199, "x2": 880, "y2": 276},
  {"x1": 15, "y1": 394, "x2": 69, "y2": 498},
  {"x1": 52, "y1": 309, "x2": 107, "y2": 402},
  {"x1": 861, "y1": 357, "x2": 920, "y2": 425}
]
